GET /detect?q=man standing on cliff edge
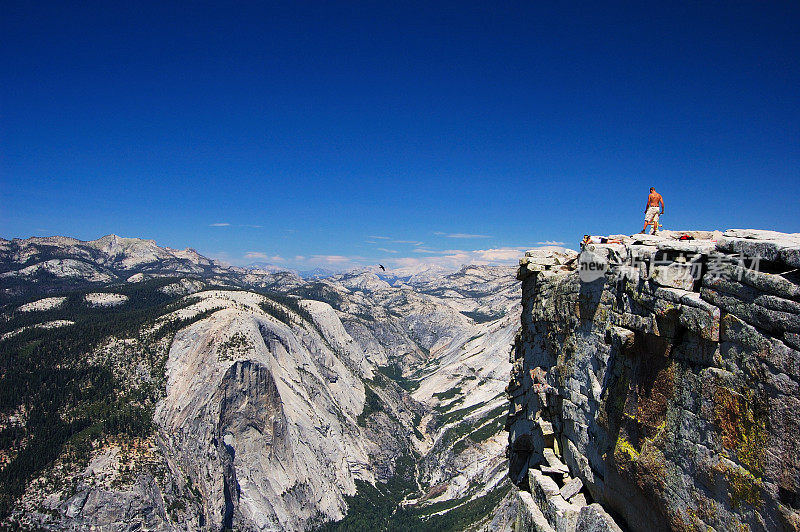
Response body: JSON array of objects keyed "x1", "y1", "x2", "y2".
[{"x1": 641, "y1": 187, "x2": 664, "y2": 234}]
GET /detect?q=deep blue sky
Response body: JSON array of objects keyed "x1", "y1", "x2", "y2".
[{"x1": 2, "y1": 1, "x2": 798, "y2": 269}]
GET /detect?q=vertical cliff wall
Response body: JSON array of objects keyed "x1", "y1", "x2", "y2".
[{"x1": 507, "y1": 230, "x2": 800, "y2": 531}]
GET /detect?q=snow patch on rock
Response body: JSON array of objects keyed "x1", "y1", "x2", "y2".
[
  {"x1": 40, "y1": 320, "x2": 75, "y2": 329},
  {"x1": 18, "y1": 297, "x2": 67, "y2": 312},
  {"x1": 159, "y1": 279, "x2": 205, "y2": 296},
  {"x1": 1, "y1": 319, "x2": 74, "y2": 340},
  {"x1": 85, "y1": 293, "x2": 129, "y2": 307}
]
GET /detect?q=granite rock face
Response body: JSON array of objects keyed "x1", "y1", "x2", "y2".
[
  {"x1": 507, "y1": 230, "x2": 800, "y2": 531},
  {"x1": 153, "y1": 292, "x2": 375, "y2": 531}
]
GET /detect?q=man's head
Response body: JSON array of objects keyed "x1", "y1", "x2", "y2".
[{"x1": 650, "y1": 187, "x2": 655, "y2": 192}]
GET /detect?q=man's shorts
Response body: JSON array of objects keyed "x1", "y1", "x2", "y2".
[{"x1": 645, "y1": 206, "x2": 660, "y2": 223}]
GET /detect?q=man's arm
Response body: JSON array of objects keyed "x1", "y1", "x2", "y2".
[{"x1": 659, "y1": 196, "x2": 664, "y2": 213}]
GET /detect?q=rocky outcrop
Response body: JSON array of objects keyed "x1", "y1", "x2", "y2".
[
  {"x1": 507, "y1": 230, "x2": 800, "y2": 531},
  {"x1": 154, "y1": 291, "x2": 375, "y2": 531}
]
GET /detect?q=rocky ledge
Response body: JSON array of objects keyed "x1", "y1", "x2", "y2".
[{"x1": 506, "y1": 229, "x2": 800, "y2": 531}]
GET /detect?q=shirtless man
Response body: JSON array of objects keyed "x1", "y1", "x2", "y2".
[{"x1": 641, "y1": 187, "x2": 664, "y2": 234}]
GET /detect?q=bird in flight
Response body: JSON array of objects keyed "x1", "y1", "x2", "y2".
[{"x1": 379, "y1": 264, "x2": 386, "y2": 271}]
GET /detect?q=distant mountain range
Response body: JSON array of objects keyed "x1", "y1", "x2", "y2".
[
  {"x1": 0, "y1": 234, "x2": 566, "y2": 531},
  {"x1": 245, "y1": 261, "x2": 455, "y2": 283}
]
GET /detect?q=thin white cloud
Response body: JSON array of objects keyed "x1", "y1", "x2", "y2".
[
  {"x1": 389, "y1": 246, "x2": 539, "y2": 269},
  {"x1": 367, "y1": 237, "x2": 424, "y2": 246},
  {"x1": 366, "y1": 235, "x2": 425, "y2": 246},
  {"x1": 377, "y1": 248, "x2": 398, "y2": 254},
  {"x1": 537, "y1": 240, "x2": 566, "y2": 246},
  {"x1": 413, "y1": 248, "x2": 467, "y2": 255},
  {"x1": 309, "y1": 254, "x2": 366, "y2": 265},
  {"x1": 245, "y1": 252, "x2": 286, "y2": 262},
  {"x1": 434, "y1": 232, "x2": 491, "y2": 239},
  {"x1": 476, "y1": 248, "x2": 525, "y2": 261},
  {"x1": 209, "y1": 223, "x2": 263, "y2": 228}
]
